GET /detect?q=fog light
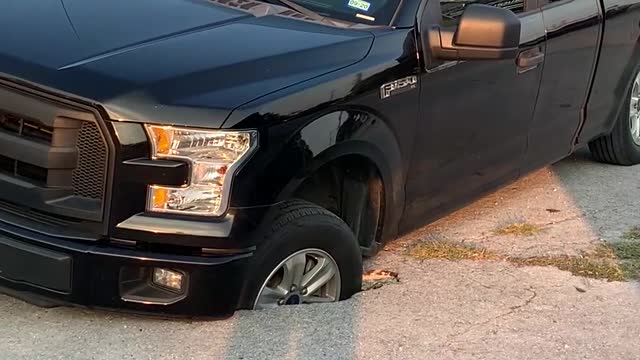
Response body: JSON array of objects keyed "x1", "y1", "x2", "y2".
[{"x1": 152, "y1": 268, "x2": 185, "y2": 292}]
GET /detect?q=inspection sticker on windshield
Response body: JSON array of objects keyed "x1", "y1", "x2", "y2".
[{"x1": 347, "y1": 0, "x2": 371, "y2": 12}]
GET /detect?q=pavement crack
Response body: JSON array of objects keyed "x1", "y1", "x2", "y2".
[
  {"x1": 540, "y1": 215, "x2": 581, "y2": 227},
  {"x1": 448, "y1": 287, "x2": 537, "y2": 340},
  {"x1": 508, "y1": 288, "x2": 537, "y2": 313}
]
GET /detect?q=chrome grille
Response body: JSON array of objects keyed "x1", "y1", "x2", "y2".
[{"x1": 72, "y1": 122, "x2": 107, "y2": 200}]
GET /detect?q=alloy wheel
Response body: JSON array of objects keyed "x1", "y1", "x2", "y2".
[
  {"x1": 629, "y1": 71, "x2": 640, "y2": 145},
  {"x1": 254, "y1": 249, "x2": 341, "y2": 310}
]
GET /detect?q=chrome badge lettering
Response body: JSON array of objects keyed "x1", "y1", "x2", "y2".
[{"x1": 380, "y1": 76, "x2": 418, "y2": 99}]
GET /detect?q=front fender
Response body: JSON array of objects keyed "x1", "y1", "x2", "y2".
[{"x1": 229, "y1": 109, "x2": 405, "y2": 240}]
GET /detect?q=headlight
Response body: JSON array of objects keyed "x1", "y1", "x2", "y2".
[{"x1": 145, "y1": 125, "x2": 257, "y2": 217}]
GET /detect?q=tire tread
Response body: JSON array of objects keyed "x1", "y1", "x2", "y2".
[{"x1": 269, "y1": 200, "x2": 344, "y2": 235}]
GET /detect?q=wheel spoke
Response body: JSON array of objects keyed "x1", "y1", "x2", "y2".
[
  {"x1": 256, "y1": 286, "x2": 287, "y2": 308},
  {"x1": 301, "y1": 257, "x2": 336, "y2": 296},
  {"x1": 301, "y1": 257, "x2": 329, "y2": 288},
  {"x1": 632, "y1": 110, "x2": 640, "y2": 136},
  {"x1": 282, "y1": 253, "x2": 307, "y2": 290}
]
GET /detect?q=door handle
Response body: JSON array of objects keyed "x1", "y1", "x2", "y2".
[{"x1": 517, "y1": 51, "x2": 545, "y2": 70}]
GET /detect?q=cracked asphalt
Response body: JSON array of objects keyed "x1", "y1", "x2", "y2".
[{"x1": 2, "y1": 149, "x2": 640, "y2": 360}]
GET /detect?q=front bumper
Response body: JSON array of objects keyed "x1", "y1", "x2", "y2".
[{"x1": 0, "y1": 219, "x2": 252, "y2": 318}]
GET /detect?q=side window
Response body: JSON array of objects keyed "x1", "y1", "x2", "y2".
[{"x1": 440, "y1": 0, "x2": 526, "y2": 26}]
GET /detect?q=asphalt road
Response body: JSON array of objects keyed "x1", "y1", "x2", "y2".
[{"x1": 2, "y1": 149, "x2": 640, "y2": 360}]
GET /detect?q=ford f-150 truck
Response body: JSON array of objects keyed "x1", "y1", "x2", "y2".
[{"x1": 0, "y1": 0, "x2": 639, "y2": 317}]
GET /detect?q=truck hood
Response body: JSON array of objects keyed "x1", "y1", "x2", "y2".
[{"x1": 0, "y1": 0, "x2": 373, "y2": 128}]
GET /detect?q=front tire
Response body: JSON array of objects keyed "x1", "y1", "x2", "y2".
[
  {"x1": 589, "y1": 68, "x2": 640, "y2": 165},
  {"x1": 241, "y1": 200, "x2": 362, "y2": 310}
]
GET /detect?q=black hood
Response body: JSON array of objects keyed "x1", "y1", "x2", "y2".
[{"x1": 0, "y1": 0, "x2": 373, "y2": 128}]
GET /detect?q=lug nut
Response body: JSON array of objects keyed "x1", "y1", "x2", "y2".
[
  {"x1": 278, "y1": 299, "x2": 285, "y2": 306},
  {"x1": 301, "y1": 288, "x2": 308, "y2": 295},
  {"x1": 290, "y1": 285, "x2": 297, "y2": 292}
]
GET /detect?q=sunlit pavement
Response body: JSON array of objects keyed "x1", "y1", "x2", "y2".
[{"x1": 2, "y1": 149, "x2": 640, "y2": 360}]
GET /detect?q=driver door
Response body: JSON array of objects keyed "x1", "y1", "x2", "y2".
[{"x1": 402, "y1": 0, "x2": 546, "y2": 231}]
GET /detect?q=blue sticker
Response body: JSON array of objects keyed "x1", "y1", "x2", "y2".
[{"x1": 347, "y1": 0, "x2": 371, "y2": 12}]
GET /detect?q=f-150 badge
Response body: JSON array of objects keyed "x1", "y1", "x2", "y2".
[{"x1": 380, "y1": 76, "x2": 418, "y2": 99}]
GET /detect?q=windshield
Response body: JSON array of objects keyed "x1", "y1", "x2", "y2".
[{"x1": 286, "y1": 0, "x2": 401, "y2": 26}]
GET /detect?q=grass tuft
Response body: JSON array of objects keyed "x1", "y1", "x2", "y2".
[
  {"x1": 620, "y1": 261, "x2": 640, "y2": 280},
  {"x1": 510, "y1": 256, "x2": 625, "y2": 282},
  {"x1": 609, "y1": 231, "x2": 640, "y2": 280},
  {"x1": 610, "y1": 241, "x2": 640, "y2": 259},
  {"x1": 621, "y1": 226, "x2": 640, "y2": 241},
  {"x1": 407, "y1": 240, "x2": 637, "y2": 282},
  {"x1": 493, "y1": 223, "x2": 541, "y2": 237},
  {"x1": 409, "y1": 241, "x2": 499, "y2": 261}
]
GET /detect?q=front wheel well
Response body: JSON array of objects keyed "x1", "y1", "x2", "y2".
[{"x1": 292, "y1": 155, "x2": 385, "y2": 256}]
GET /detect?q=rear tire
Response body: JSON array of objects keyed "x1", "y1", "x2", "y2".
[
  {"x1": 240, "y1": 200, "x2": 362, "y2": 310},
  {"x1": 589, "y1": 68, "x2": 640, "y2": 165}
]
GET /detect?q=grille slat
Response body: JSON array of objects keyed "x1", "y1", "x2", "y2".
[
  {"x1": 0, "y1": 155, "x2": 47, "y2": 185},
  {"x1": 0, "y1": 110, "x2": 54, "y2": 185},
  {"x1": 0, "y1": 111, "x2": 53, "y2": 144}
]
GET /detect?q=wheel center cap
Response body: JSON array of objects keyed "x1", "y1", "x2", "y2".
[{"x1": 285, "y1": 294, "x2": 301, "y2": 305}]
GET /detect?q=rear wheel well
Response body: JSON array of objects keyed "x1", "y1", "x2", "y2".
[{"x1": 293, "y1": 155, "x2": 385, "y2": 256}]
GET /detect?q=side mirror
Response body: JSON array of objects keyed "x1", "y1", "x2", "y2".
[{"x1": 429, "y1": 4, "x2": 521, "y2": 61}]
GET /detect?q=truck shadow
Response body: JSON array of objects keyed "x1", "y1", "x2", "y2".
[{"x1": 222, "y1": 302, "x2": 360, "y2": 359}]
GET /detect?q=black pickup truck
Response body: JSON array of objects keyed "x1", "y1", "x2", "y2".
[{"x1": 0, "y1": 0, "x2": 638, "y2": 317}]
